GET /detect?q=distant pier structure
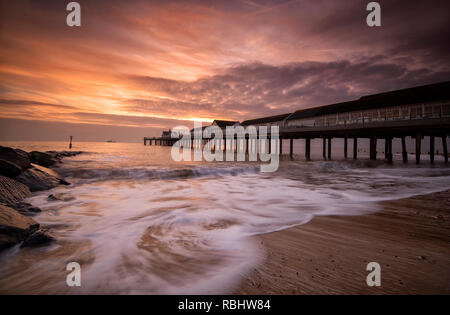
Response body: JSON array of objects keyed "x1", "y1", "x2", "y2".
[
  {"x1": 144, "y1": 81, "x2": 450, "y2": 164},
  {"x1": 144, "y1": 130, "x2": 177, "y2": 146}
]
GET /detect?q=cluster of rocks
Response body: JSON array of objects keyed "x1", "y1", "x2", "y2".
[{"x1": 0, "y1": 146, "x2": 82, "y2": 251}]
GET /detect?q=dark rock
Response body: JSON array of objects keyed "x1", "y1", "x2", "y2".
[
  {"x1": 55, "y1": 150, "x2": 83, "y2": 157},
  {"x1": 6, "y1": 202, "x2": 41, "y2": 216},
  {"x1": 0, "y1": 175, "x2": 32, "y2": 205},
  {"x1": 21, "y1": 231, "x2": 54, "y2": 248},
  {"x1": 47, "y1": 194, "x2": 58, "y2": 201},
  {"x1": 0, "y1": 159, "x2": 22, "y2": 178},
  {"x1": 0, "y1": 204, "x2": 39, "y2": 251},
  {"x1": 15, "y1": 165, "x2": 70, "y2": 192},
  {"x1": 47, "y1": 193, "x2": 75, "y2": 202},
  {"x1": 29, "y1": 151, "x2": 56, "y2": 167},
  {"x1": 45, "y1": 150, "x2": 83, "y2": 161},
  {"x1": 0, "y1": 146, "x2": 30, "y2": 171}
]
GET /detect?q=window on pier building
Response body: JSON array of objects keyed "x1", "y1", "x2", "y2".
[
  {"x1": 410, "y1": 105, "x2": 423, "y2": 118},
  {"x1": 443, "y1": 103, "x2": 450, "y2": 116}
]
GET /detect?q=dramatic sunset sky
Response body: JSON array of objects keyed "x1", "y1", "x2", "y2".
[{"x1": 0, "y1": 0, "x2": 449, "y2": 141}]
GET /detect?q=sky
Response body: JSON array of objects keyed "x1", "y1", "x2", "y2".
[{"x1": 0, "y1": 0, "x2": 449, "y2": 142}]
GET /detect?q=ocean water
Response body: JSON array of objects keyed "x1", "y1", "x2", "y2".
[{"x1": 0, "y1": 141, "x2": 449, "y2": 294}]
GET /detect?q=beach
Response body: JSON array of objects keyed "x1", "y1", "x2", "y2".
[{"x1": 236, "y1": 190, "x2": 450, "y2": 294}]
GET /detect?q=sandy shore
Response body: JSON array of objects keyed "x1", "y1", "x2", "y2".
[{"x1": 235, "y1": 190, "x2": 450, "y2": 294}]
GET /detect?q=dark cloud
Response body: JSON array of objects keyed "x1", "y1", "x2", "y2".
[{"x1": 127, "y1": 58, "x2": 450, "y2": 121}]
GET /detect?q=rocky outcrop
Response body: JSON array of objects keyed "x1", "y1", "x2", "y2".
[
  {"x1": 21, "y1": 231, "x2": 55, "y2": 248},
  {"x1": 0, "y1": 147, "x2": 82, "y2": 252},
  {"x1": 45, "y1": 150, "x2": 83, "y2": 165},
  {"x1": 0, "y1": 146, "x2": 30, "y2": 172},
  {"x1": 29, "y1": 151, "x2": 56, "y2": 167},
  {"x1": 0, "y1": 175, "x2": 32, "y2": 205},
  {"x1": 0, "y1": 205, "x2": 39, "y2": 250},
  {"x1": 15, "y1": 165, "x2": 70, "y2": 192},
  {"x1": 0, "y1": 159, "x2": 22, "y2": 178},
  {"x1": 10, "y1": 202, "x2": 42, "y2": 216}
]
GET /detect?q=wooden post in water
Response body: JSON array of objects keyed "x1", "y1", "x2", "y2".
[
  {"x1": 69, "y1": 136, "x2": 73, "y2": 149},
  {"x1": 430, "y1": 136, "x2": 435, "y2": 164},
  {"x1": 415, "y1": 132, "x2": 421, "y2": 164},
  {"x1": 305, "y1": 138, "x2": 311, "y2": 160},
  {"x1": 401, "y1": 136, "x2": 408, "y2": 162},
  {"x1": 442, "y1": 135, "x2": 448, "y2": 163},
  {"x1": 344, "y1": 137, "x2": 348, "y2": 158},
  {"x1": 353, "y1": 137, "x2": 358, "y2": 159}
]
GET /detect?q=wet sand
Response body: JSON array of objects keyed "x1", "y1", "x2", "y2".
[{"x1": 235, "y1": 190, "x2": 450, "y2": 294}]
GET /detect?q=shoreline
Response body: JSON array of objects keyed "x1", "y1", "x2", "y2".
[{"x1": 235, "y1": 189, "x2": 450, "y2": 294}]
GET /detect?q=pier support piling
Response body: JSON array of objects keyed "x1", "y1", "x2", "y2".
[
  {"x1": 327, "y1": 138, "x2": 332, "y2": 160},
  {"x1": 430, "y1": 136, "x2": 435, "y2": 164},
  {"x1": 353, "y1": 137, "x2": 358, "y2": 160},
  {"x1": 322, "y1": 137, "x2": 326, "y2": 160},
  {"x1": 401, "y1": 136, "x2": 408, "y2": 162},
  {"x1": 385, "y1": 138, "x2": 389, "y2": 160},
  {"x1": 344, "y1": 137, "x2": 348, "y2": 158},
  {"x1": 246, "y1": 138, "x2": 249, "y2": 155},
  {"x1": 387, "y1": 137, "x2": 393, "y2": 162},
  {"x1": 443, "y1": 135, "x2": 448, "y2": 163},
  {"x1": 290, "y1": 138, "x2": 294, "y2": 157},
  {"x1": 370, "y1": 136, "x2": 377, "y2": 160},
  {"x1": 416, "y1": 132, "x2": 422, "y2": 164},
  {"x1": 305, "y1": 138, "x2": 311, "y2": 160},
  {"x1": 279, "y1": 137, "x2": 283, "y2": 155}
]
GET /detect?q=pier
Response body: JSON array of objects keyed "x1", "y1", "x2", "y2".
[{"x1": 144, "y1": 81, "x2": 450, "y2": 164}]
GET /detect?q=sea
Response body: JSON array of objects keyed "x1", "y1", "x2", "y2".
[{"x1": 0, "y1": 140, "x2": 449, "y2": 294}]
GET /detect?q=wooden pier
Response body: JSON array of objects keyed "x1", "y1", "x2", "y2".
[
  {"x1": 144, "y1": 136, "x2": 177, "y2": 146},
  {"x1": 144, "y1": 81, "x2": 450, "y2": 164}
]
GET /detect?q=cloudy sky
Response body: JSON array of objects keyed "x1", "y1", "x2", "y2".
[{"x1": 0, "y1": 0, "x2": 449, "y2": 141}]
